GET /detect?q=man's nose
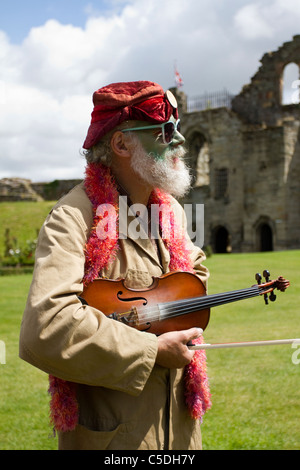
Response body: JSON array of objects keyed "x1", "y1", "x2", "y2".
[{"x1": 171, "y1": 129, "x2": 185, "y2": 147}]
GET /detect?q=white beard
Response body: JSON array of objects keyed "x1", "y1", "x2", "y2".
[{"x1": 129, "y1": 136, "x2": 192, "y2": 198}]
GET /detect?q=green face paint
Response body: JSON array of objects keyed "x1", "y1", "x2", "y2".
[{"x1": 131, "y1": 116, "x2": 186, "y2": 161}]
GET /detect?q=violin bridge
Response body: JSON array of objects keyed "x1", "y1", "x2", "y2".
[{"x1": 110, "y1": 307, "x2": 139, "y2": 327}]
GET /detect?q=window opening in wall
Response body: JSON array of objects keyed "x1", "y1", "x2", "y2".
[
  {"x1": 215, "y1": 168, "x2": 228, "y2": 199},
  {"x1": 282, "y1": 62, "x2": 300, "y2": 105},
  {"x1": 196, "y1": 141, "x2": 210, "y2": 186},
  {"x1": 188, "y1": 133, "x2": 210, "y2": 186}
]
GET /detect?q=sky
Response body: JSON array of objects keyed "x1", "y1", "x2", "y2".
[{"x1": 1, "y1": 0, "x2": 300, "y2": 182}]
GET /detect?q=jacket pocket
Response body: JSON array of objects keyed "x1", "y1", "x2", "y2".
[
  {"x1": 125, "y1": 268, "x2": 153, "y2": 288},
  {"x1": 59, "y1": 422, "x2": 133, "y2": 450}
]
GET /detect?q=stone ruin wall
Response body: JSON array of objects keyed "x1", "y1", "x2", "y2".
[
  {"x1": 0, "y1": 177, "x2": 82, "y2": 202},
  {"x1": 179, "y1": 35, "x2": 300, "y2": 252}
]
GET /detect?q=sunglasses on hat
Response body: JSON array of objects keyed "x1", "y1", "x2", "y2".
[{"x1": 122, "y1": 119, "x2": 181, "y2": 145}]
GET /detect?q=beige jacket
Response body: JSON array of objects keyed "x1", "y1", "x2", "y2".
[{"x1": 19, "y1": 182, "x2": 209, "y2": 450}]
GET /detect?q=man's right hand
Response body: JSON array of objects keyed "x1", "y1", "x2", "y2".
[{"x1": 155, "y1": 327, "x2": 203, "y2": 369}]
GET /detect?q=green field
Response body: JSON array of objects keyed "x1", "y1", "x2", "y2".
[
  {"x1": 0, "y1": 249, "x2": 299, "y2": 450},
  {"x1": 203, "y1": 251, "x2": 300, "y2": 450},
  {"x1": 0, "y1": 201, "x2": 299, "y2": 449},
  {"x1": 0, "y1": 200, "x2": 55, "y2": 251}
]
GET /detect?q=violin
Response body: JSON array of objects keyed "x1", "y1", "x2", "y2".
[{"x1": 80, "y1": 269, "x2": 290, "y2": 335}]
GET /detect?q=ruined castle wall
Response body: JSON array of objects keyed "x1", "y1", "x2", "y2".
[
  {"x1": 241, "y1": 125, "x2": 288, "y2": 251},
  {"x1": 179, "y1": 35, "x2": 300, "y2": 253},
  {"x1": 285, "y1": 121, "x2": 300, "y2": 248},
  {"x1": 232, "y1": 35, "x2": 300, "y2": 126},
  {"x1": 0, "y1": 178, "x2": 43, "y2": 202},
  {"x1": 32, "y1": 179, "x2": 82, "y2": 201},
  {"x1": 182, "y1": 107, "x2": 244, "y2": 251},
  {"x1": 0, "y1": 178, "x2": 82, "y2": 202}
]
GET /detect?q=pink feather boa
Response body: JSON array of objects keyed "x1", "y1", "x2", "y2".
[{"x1": 49, "y1": 162, "x2": 211, "y2": 432}]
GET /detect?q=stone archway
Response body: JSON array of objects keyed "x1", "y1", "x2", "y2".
[
  {"x1": 213, "y1": 225, "x2": 230, "y2": 253},
  {"x1": 282, "y1": 62, "x2": 300, "y2": 105},
  {"x1": 254, "y1": 216, "x2": 274, "y2": 252},
  {"x1": 258, "y1": 223, "x2": 273, "y2": 251}
]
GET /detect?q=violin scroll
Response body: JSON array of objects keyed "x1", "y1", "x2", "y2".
[
  {"x1": 255, "y1": 269, "x2": 290, "y2": 304},
  {"x1": 275, "y1": 275, "x2": 290, "y2": 292}
]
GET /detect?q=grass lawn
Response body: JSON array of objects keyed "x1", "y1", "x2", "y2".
[
  {"x1": 0, "y1": 200, "x2": 55, "y2": 251},
  {"x1": 0, "y1": 274, "x2": 58, "y2": 450},
  {"x1": 202, "y1": 250, "x2": 300, "y2": 450},
  {"x1": 0, "y1": 250, "x2": 299, "y2": 450}
]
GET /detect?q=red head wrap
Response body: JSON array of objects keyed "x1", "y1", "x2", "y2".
[{"x1": 82, "y1": 81, "x2": 178, "y2": 149}]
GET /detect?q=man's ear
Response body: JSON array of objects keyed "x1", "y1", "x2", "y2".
[{"x1": 110, "y1": 131, "x2": 131, "y2": 158}]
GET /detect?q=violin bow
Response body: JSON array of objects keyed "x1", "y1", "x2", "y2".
[
  {"x1": 189, "y1": 269, "x2": 297, "y2": 350},
  {"x1": 189, "y1": 337, "x2": 300, "y2": 350}
]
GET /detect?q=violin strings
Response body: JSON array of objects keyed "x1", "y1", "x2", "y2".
[{"x1": 128, "y1": 285, "x2": 260, "y2": 325}]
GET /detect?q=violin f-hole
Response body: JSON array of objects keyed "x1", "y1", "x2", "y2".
[{"x1": 117, "y1": 291, "x2": 148, "y2": 306}]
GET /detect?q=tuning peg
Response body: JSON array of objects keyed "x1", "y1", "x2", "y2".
[
  {"x1": 262, "y1": 270, "x2": 270, "y2": 304},
  {"x1": 255, "y1": 273, "x2": 262, "y2": 284}
]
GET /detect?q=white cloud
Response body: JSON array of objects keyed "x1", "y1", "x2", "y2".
[
  {"x1": 0, "y1": 0, "x2": 299, "y2": 182},
  {"x1": 234, "y1": 0, "x2": 300, "y2": 40},
  {"x1": 0, "y1": 81, "x2": 89, "y2": 181},
  {"x1": 234, "y1": 4, "x2": 273, "y2": 39}
]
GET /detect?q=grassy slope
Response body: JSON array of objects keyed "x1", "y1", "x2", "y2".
[{"x1": 0, "y1": 201, "x2": 55, "y2": 252}]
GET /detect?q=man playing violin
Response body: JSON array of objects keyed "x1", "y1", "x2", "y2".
[{"x1": 19, "y1": 81, "x2": 210, "y2": 450}]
